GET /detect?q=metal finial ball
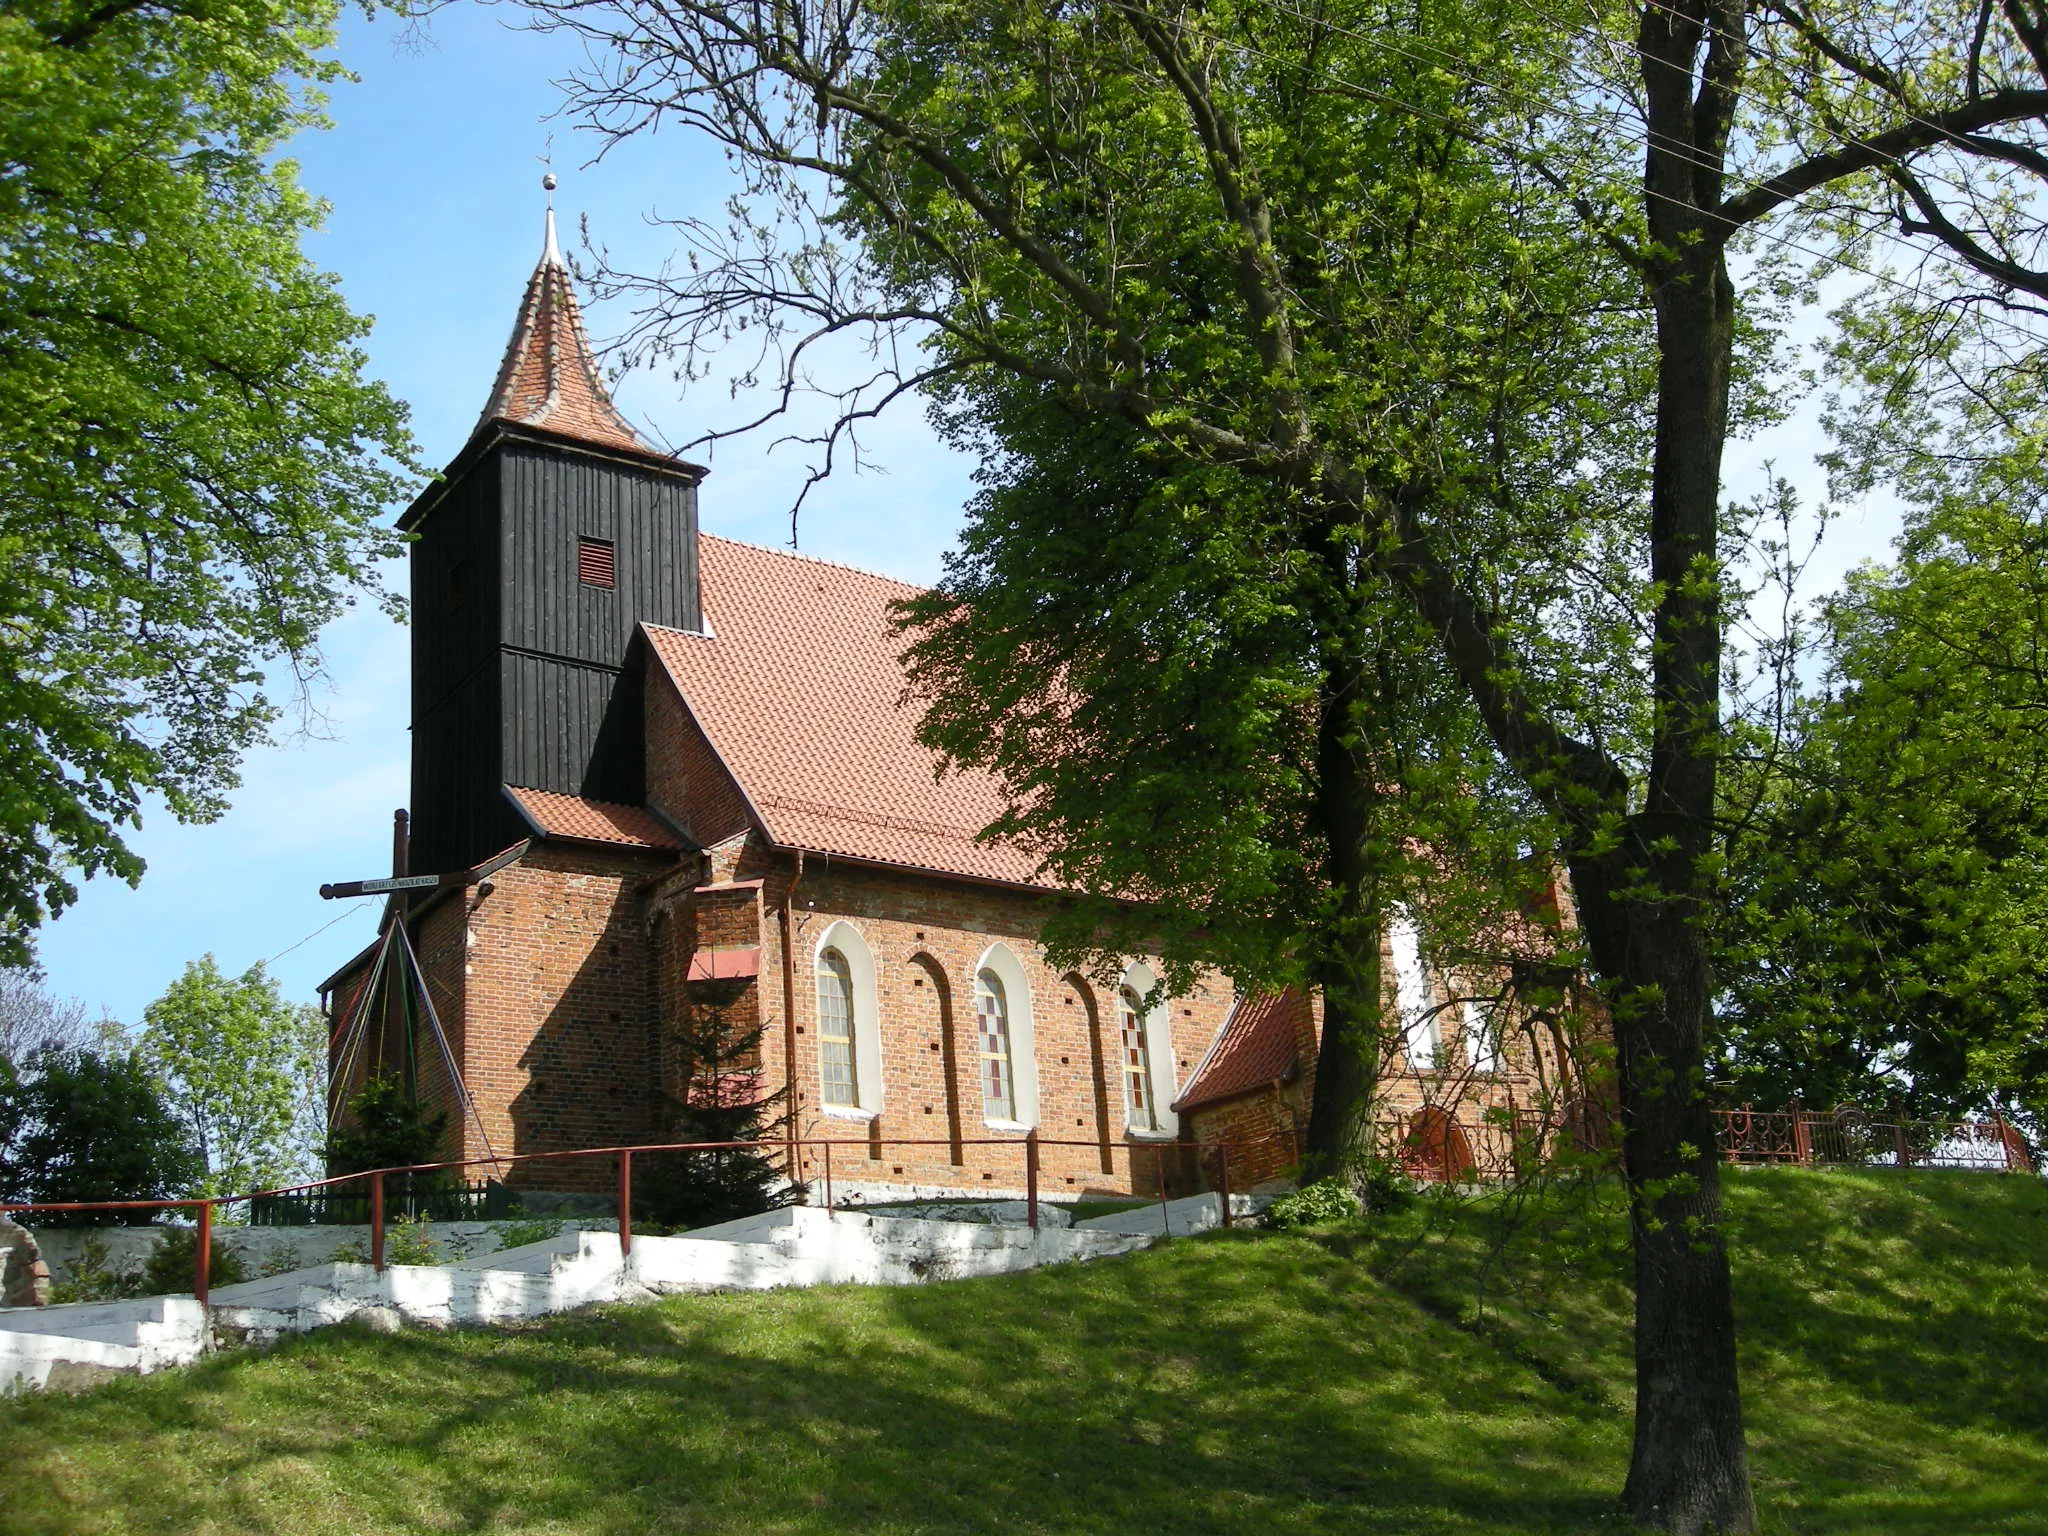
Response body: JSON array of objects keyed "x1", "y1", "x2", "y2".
[{"x1": 543, "y1": 172, "x2": 558, "y2": 192}]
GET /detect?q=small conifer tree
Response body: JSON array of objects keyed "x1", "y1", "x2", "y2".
[
  {"x1": 635, "y1": 996, "x2": 791, "y2": 1231},
  {"x1": 325, "y1": 1073, "x2": 451, "y2": 1216}
]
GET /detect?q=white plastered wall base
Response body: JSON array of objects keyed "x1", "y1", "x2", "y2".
[{"x1": 0, "y1": 1196, "x2": 1261, "y2": 1396}]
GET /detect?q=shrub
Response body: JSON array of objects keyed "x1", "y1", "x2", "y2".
[
  {"x1": 325, "y1": 1074, "x2": 450, "y2": 1211},
  {"x1": 384, "y1": 1212, "x2": 440, "y2": 1266},
  {"x1": 1357, "y1": 1154, "x2": 1418, "y2": 1214},
  {"x1": 2, "y1": 1049, "x2": 201, "y2": 1223},
  {"x1": 492, "y1": 1218, "x2": 563, "y2": 1252},
  {"x1": 635, "y1": 1005, "x2": 792, "y2": 1232},
  {"x1": 47, "y1": 1232, "x2": 145, "y2": 1303},
  {"x1": 1266, "y1": 1177, "x2": 1363, "y2": 1230},
  {"x1": 140, "y1": 1226, "x2": 249, "y2": 1295}
]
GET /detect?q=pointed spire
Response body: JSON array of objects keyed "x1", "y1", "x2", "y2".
[{"x1": 472, "y1": 176, "x2": 656, "y2": 457}]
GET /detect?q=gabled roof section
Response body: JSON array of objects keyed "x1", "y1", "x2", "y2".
[
  {"x1": 505, "y1": 786, "x2": 686, "y2": 851},
  {"x1": 1175, "y1": 988, "x2": 1312, "y2": 1113},
  {"x1": 473, "y1": 208, "x2": 654, "y2": 457},
  {"x1": 641, "y1": 535, "x2": 1053, "y2": 888}
]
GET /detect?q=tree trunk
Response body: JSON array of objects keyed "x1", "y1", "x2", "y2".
[
  {"x1": 1300, "y1": 626, "x2": 1390, "y2": 1198},
  {"x1": 1572, "y1": 851, "x2": 1754, "y2": 1534},
  {"x1": 1592, "y1": 1, "x2": 1756, "y2": 1518}
]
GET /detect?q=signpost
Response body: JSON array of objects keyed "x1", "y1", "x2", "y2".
[{"x1": 318, "y1": 872, "x2": 459, "y2": 900}]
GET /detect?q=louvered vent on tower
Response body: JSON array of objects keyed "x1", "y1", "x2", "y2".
[{"x1": 578, "y1": 535, "x2": 616, "y2": 589}]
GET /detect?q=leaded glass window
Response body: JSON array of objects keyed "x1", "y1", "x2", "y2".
[
  {"x1": 1120, "y1": 987, "x2": 1157, "y2": 1131},
  {"x1": 817, "y1": 947, "x2": 858, "y2": 1107},
  {"x1": 976, "y1": 969, "x2": 1015, "y2": 1121}
]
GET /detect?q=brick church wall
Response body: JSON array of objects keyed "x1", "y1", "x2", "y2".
[
  {"x1": 645, "y1": 660, "x2": 754, "y2": 847},
  {"x1": 330, "y1": 829, "x2": 1607, "y2": 1205},
  {"x1": 410, "y1": 893, "x2": 470, "y2": 1154},
  {"x1": 1186, "y1": 958, "x2": 1610, "y2": 1191},
  {"x1": 457, "y1": 842, "x2": 676, "y2": 1190},
  {"x1": 1187, "y1": 1086, "x2": 1309, "y2": 1191},
  {"x1": 718, "y1": 840, "x2": 1236, "y2": 1201}
]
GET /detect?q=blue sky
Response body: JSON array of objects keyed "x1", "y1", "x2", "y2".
[
  {"x1": 33, "y1": 4, "x2": 976, "y2": 1026},
  {"x1": 30, "y1": 4, "x2": 1902, "y2": 1026}
]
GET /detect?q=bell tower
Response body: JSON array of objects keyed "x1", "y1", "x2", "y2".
[{"x1": 400, "y1": 183, "x2": 706, "y2": 877}]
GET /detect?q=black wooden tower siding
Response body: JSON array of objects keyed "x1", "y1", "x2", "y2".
[{"x1": 401, "y1": 422, "x2": 704, "y2": 878}]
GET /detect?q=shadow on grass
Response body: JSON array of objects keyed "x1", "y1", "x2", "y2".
[
  {"x1": 0, "y1": 1235, "x2": 1628, "y2": 1536},
  {"x1": 1726, "y1": 1168, "x2": 2048, "y2": 1435},
  {"x1": 1322, "y1": 1168, "x2": 2048, "y2": 1536},
  {"x1": 3, "y1": 1171, "x2": 2044, "y2": 1535}
]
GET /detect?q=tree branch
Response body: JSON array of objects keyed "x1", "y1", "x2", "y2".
[{"x1": 1719, "y1": 88, "x2": 2048, "y2": 228}]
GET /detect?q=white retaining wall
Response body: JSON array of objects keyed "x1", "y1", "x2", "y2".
[
  {"x1": 31, "y1": 1219, "x2": 614, "y2": 1288},
  {"x1": 1, "y1": 1194, "x2": 1258, "y2": 1397}
]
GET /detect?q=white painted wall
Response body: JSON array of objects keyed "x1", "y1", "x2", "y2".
[
  {"x1": 1390, "y1": 908, "x2": 1439, "y2": 1067},
  {"x1": 3, "y1": 1198, "x2": 1266, "y2": 1397},
  {"x1": 31, "y1": 1219, "x2": 614, "y2": 1289}
]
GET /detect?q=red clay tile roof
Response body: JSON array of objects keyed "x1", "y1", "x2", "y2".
[
  {"x1": 505, "y1": 786, "x2": 682, "y2": 850},
  {"x1": 641, "y1": 535, "x2": 1053, "y2": 888},
  {"x1": 473, "y1": 211, "x2": 654, "y2": 457},
  {"x1": 1175, "y1": 988, "x2": 1313, "y2": 1112}
]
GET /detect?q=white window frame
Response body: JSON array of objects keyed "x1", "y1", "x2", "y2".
[
  {"x1": 1459, "y1": 983, "x2": 1506, "y2": 1075},
  {"x1": 813, "y1": 920, "x2": 883, "y2": 1117},
  {"x1": 974, "y1": 943, "x2": 1038, "y2": 1129},
  {"x1": 1117, "y1": 961, "x2": 1179, "y2": 1138},
  {"x1": 1390, "y1": 908, "x2": 1441, "y2": 1070}
]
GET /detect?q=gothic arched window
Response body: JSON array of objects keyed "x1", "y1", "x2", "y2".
[
  {"x1": 816, "y1": 947, "x2": 859, "y2": 1108},
  {"x1": 1119, "y1": 987, "x2": 1158, "y2": 1132},
  {"x1": 975, "y1": 969, "x2": 1015, "y2": 1122}
]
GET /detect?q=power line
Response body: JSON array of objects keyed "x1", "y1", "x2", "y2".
[
  {"x1": 1227, "y1": 0, "x2": 2048, "y2": 345},
  {"x1": 1269, "y1": 0, "x2": 2026, "y2": 218},
  {"x1": 264, "y1": 898, "x2": 375, "y2": 969}
]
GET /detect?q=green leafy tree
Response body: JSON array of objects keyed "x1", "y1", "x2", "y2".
[
  {"x1": 0, "y1": 0, "x2": 417, "y2": 964},
  {"x1": 527, "y1": 0, "x2": 2048, "y2": 1525},
  {"x1": 896, "y1": 406, "x2": 1584, "y2": 1190},
  {"x1": 0, "y1": 1048, "x2": 201, "y2": 1223},
  {"x1": 0, "y1": 1054, "x2": 22, "y2": 1202},
  {"x1": 1719, "y1": 490, "x2": 2048, "y2": 1133},
  {"x1": 143, "y1": 956, "x2": 327, "y2": 1196}
]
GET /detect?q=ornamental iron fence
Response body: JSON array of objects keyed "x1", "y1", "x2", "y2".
[
  {"x1": 245, "y1": 1179, "x2": 520, "y2": 1227},
  {"x1": 1714, "y1": 1104, "x2": 2033, "y2": 1173}
]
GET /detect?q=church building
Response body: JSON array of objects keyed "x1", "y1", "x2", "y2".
[{"x1": 320, "y1": 209, "x2": 1593, "y2": 1203}]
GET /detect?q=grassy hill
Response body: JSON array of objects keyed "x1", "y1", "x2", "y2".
[{"x1": 1, "y1": 1167, "x2": 2041, "y2": 1534}]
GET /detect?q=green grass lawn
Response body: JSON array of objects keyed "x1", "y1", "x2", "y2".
[{"x1": 1, "y1": 1167, "x2": 2041, "y2": 1534}]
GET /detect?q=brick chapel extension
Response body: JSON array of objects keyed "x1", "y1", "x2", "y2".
[{"x1": 320, "y1": 208, "x2": 1596, "y2": 1202}]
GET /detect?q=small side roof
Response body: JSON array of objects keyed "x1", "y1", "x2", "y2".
[
  {"x1": 1175, "y1": 988, "x2": 1313, "y2": 1113},
  {"x1": 505, "y1": 786, "x2": 688, "y2": 851},
  {"x1": 641, "y1": 534, "x2": 1053, "y2": 889}
]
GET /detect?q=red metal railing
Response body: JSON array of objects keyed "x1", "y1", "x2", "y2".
[
  {"x1": 25, "y1": 1099, "x2": 2005, "y2": 1308},
  {"x1": 1, "y1": 1129, "x2": 1293, "y2": 1306},
  {"x1": 1714, "y1": 1103, "x2": 2035, "y2": 1173}
]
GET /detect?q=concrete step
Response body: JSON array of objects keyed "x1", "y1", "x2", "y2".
[{"x1": 5, "y1": 1198, "x2": 1196, "y2": 1395}]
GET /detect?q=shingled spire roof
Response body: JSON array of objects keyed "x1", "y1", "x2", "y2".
[{"x1": 473, "y1": 205, "x2": 654, "y2": 456}]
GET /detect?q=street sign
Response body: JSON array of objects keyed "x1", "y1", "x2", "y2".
[{"x1": 318, "y1": 873, "x2": 449, "y2": 900}]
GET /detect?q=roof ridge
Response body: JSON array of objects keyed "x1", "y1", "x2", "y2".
[{"x1": 697, "y1": 531, "x2": 929, "y2": 595}]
